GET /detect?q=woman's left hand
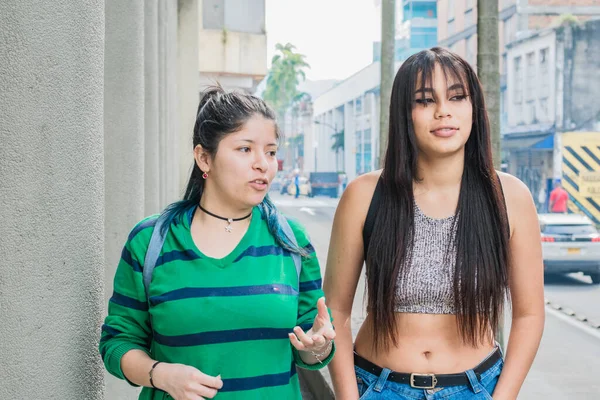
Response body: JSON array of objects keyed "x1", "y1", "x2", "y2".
[{"x1": 288, "y1": 297, "x2": 336, "y2": 354}]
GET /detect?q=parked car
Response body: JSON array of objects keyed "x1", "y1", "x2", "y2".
[
  {"x1": 269, "y1": 177, "x2": 283, "y2": 192},
  {"x1": 539, "y1": 213, "x2": 600, "y2": 284}
]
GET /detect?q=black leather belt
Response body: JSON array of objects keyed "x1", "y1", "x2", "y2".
[{"x1": 354, "y1": 348, "x2": 502, "y2": 390}]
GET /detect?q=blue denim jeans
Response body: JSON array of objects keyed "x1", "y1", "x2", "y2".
[{"x1": 354, "y1": 349, "x2": 504, "y2": 399}]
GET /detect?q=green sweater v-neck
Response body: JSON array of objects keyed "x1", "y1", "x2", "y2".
[{"x1": 100, "y1": 207, "x2": 333, "y2": 399}]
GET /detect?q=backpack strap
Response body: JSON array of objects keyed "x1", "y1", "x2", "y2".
[
  {"x1": 277, "y1": 213, "x2": 302, "y2": 285},
  {"x1": 143, "y1": 214, "x2": 168, "y2": 300}
]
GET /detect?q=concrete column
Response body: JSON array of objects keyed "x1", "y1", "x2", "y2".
[
  {"x1": 145, "y1": 0, "x2": 161, "y2": 216},
  {"x1": 0, "y1": 1, "x2": 105, "y2": 399},
  {"x1": 344, "y1": 101, "x2": 357, "y2": 181},
  {"x1": 166, "y1": 1, "x2": 180, "y2": 203},
  {"x1": 157, "y1": 1, "x2": 181, "y2": 208},
  {"x1": 178, "y1": 0, "x2": 200, "y2": 196},
  {"x1": 104, "y1": 1, "x2": 145, "y2": 399},
  {"x1": 158, "y1": 1, "x2": 169, "y2": 207}
]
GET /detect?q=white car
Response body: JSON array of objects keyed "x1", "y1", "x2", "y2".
[{"x1": 539, "y1": 213, "x2": 600, "y2": 284}]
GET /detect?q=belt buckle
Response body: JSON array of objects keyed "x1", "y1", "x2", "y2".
[{"x1": 410, "y1": 373, "x2": 438, "y2": 389}]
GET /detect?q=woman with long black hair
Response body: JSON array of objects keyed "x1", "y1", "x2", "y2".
[{"x1": 325, "y1": 48, "x2": 544, "y2": 399}]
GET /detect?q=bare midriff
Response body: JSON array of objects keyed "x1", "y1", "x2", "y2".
[{"x1": 354, "y1": 313, "x2": 496, "y2": 374}]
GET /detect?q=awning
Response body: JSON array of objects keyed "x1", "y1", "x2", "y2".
[{"x1": 502, "y1": 124, "x2": 555, "y2": 151}]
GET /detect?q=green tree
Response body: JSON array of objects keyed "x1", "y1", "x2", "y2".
[
  {"x1": 262, "y1": 43, "x2": 310, "y2": 125},
  {"x1": 331, "y1": 130, "x2": 344, "y2": 152}
]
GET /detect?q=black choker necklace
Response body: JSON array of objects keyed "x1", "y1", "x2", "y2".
[{"x1": 198, "y1": 204, "x2": 252, "y2": 233}]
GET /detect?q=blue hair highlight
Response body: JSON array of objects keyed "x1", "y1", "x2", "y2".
[{"x1": 258, "y1": 195, "x2": 309, "y2": 257}]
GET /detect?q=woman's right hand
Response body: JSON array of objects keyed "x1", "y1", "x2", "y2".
[{"x1": 154, "y1": 363, "x2": 223, "y2": 400}]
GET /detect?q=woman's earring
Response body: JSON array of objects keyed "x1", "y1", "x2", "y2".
[{"x1": 202, "y1": 172, "x2": 208, "y2": 179}]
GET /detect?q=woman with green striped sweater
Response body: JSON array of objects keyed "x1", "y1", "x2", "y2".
[{"x1": 100, "y1": 87, "x2": 335, "y2": 399}]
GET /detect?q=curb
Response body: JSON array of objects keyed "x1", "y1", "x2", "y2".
[{"x1": 545, "y1": 298, "x2": 600, "y2": 330}]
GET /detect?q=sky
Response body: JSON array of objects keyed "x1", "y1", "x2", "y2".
[{"x1": 265, "y1": 0, "x2": 380, "y2": 81}]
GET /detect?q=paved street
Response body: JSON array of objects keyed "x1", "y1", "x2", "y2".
[{"x1": 271, "y1": 192, "x2": 600, "y2": 399}]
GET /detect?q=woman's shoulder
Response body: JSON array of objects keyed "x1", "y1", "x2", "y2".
[
  {"x1": 334, "y1": 169, "x2": 383, "y2": 228},
  {"x1": 496, "y1": 171, "x2": 536, "y2": 235},
  {"x1": 126, "y1": 214, "x2": 161, "y2": 245},
  {"x1": 496, "y1": 171, "x2": 533, "y2": 202},
  {"x1": 342, "y1": 169, "x2": 382, "y2": 205}
]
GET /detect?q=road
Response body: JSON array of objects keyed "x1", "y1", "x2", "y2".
[{"x1": 272, "y1": 192, "x2": 600, "y2": 399}]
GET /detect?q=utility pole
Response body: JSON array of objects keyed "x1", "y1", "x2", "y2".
[
  {"x1": 379, "y1": 0, "x2": 396, "y2": 167},
  {"x1": 477, "y1": 0, "x2": 501, "y2": 168},
  {"x1": 477, "y1": 0, "x2": 504, "y2": 348}
]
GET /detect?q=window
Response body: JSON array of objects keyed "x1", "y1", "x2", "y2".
[
  {"x1": 203, "y1": 0, "x2": 224, "y2": 29},
  {"x1": 513, "y1": 56, "x2": 522, "y2": 104},
  {"x1": 504, "y1": 17, "x2": 513, "y2": 46},
  {"x1": 203, "y1": 0, "x2": 265, "y2": 34},
  {"x1": 466, "y1": 0, "x2": 475, "y2": 10},
  {"x1": 539, "y1": 97, "x2": 549, "y2": 121},
  {"x1": 448, "y1": 0, "x2": 455, "y2": 21},
  {"x1": 466, "y1": 36, "x2": 475, "y2": 66},
  {"x1": 465, "y1": 9, "x2": 474, "y2": 27},
  {"x1": 355, "y1": 97, "x2": 363, "y2": 115},
  {"x1": 364, "y1": 94, "x2": 372, "y2": 114},
  {"x1": 526, "y1": 100, "x2": 536, "y2": 123},
  {"x1": 448, "y1": 19, "x2": 455, "y2": 36},
  {"x1": 525, "y1": 52, "x2": 535, "y2": 100},
  {"x1": 539, "y1": 48, "x2": 550, "y2": 97}
]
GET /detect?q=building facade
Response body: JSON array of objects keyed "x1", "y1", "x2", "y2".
[
  {"x1": 505, "y1": 19, "x2": 600, "y2": 220},
  {"x1": 437, "y1": 0, "x2": 600, "y2": 131},
  {"x1": 310, "y1": 1, "x2": 438, "y2": 180},
  {"x1": 199, "y1": 0, "x2": 267, "y2": 92},
  {"x1": 373, "y1": 0, "x2": 438, "y2": 62}
]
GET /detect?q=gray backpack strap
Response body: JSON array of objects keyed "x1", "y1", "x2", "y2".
[
  {"x1": 277, "y1": 213, "x2": 302, "y2": 284},
  {"x1": 143, "y1": 214, "x2": 168, "y2": 300}
]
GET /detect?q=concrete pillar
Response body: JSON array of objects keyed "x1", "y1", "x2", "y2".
[
  {"x1": 178, "y1": 0, "x2": 200, "y2": 196},
  {"x1": 0, "y1": 1, "x2": 105, "y2": 399},
  {"x1": 344, "y1": 101, "x2": 357, "y2": 181},
  {"x1": 104, "y1": 1, "x2": 145, "y2": 399},
  {"x1": 158, "y1": 1, "x2": 169, "y2": 207},
  {"x1": 166, "y1": 1, "x2": 180, "y2": 203},
  {"x1": 145, "y1": 0, "x2": 161, "y2": 216},
  {"x1": 158, "y1": 1, "x2": 181, "y2": 208}
]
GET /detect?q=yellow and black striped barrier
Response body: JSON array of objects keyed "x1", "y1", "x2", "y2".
[{"x1": 561, "y1": 132, "x2": 600, "y2": 224}]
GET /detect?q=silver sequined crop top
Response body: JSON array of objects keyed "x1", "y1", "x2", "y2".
[{"x1": 363, "y1": 178, "x2": 458, "y2": 314}]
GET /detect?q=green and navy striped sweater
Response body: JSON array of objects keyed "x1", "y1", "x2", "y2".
[{"x1": 99, "y1": 206, "x2": 334, "y2": 399}]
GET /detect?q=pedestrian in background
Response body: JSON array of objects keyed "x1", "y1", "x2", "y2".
[
  {"x1": 99, "y1": 87, "x2": 335, "y2": 400},
  {"x1": 549, "y1": 179, "x2": 569, "y2": 213},
  {"x1": 324, "y1": 48, "x2": 544, "y2": 399},
  {"x1": 294, "y1": 169, "x2": 301, "y2": 199}
]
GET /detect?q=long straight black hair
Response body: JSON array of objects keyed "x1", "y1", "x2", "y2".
[
  {"x1": 366, "y1": 47, "x2": 510, "y2": 350},
  {"x1": 159, "y1": 86, "x2": 307, "y2": 256}
]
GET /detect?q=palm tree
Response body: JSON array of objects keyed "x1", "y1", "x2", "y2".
[
  {"x1": 331, "y1": 129, "x2": 345, "y2": 172},
  {"x1": 262, "y1": 43, "x2": 310, "y2": 126},
  {"x1": 330, "y1": 130, "x2": 344, "y2": 152}
]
